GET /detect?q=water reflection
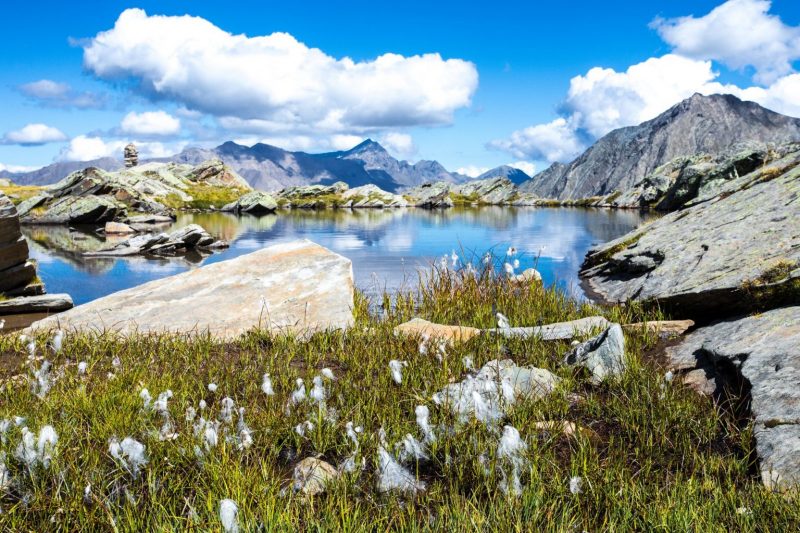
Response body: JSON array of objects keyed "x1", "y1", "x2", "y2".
[{"x1": 29, "y1": 207, "x2": 650, "y2": 306}]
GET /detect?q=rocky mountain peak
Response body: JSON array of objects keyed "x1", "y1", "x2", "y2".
[{"x1": 521, "y1": 93, "x2": 800, "y2": 199}]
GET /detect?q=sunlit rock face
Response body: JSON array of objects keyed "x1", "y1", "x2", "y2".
[{"x1": 28, "y1": 239, "x2": 354, "y2": 340}]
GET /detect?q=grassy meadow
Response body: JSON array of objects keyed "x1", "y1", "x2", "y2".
[{"x1": 0, "y1": 263, "x2": 797, "y2": 531}]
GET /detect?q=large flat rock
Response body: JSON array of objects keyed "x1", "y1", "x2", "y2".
[
  {"x1": 581, "y1": 166, "x2": 800, "y2": 318},
  {"x1": 28, "y1": 240, "x2": 354, "y2": 339},
  {"x1": 663, "y1": 306, "x2": 800, "y2": 491}
]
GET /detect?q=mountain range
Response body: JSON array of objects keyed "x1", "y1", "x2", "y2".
[
  {"x1": 520, "y1": 93, "x2": 800, "y2": 199},
  {"x1": 1, "y1": 139, "x2": 486, "y2": 193}
]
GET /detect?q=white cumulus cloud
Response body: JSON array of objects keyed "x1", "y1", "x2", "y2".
[
  {"x1": 455, "y1": 165, "x2": 490, "y2": 178},
  {"x1": 489, "y1": 116, "x2": 586, "y2": 162},
  {"x1": 652, "y1": 0, "x2": 800, "y2": 85},
  {"x1": 82, "y1": 9, "x2": 478, "y2": 133},
  {"x1": 57, "y1": 135, "x2": 186, "y2": 161},
  {"x1": 3, "y1": 123, "x2": 68, "y2": 145},
  {"x1": 379, "y1": 132, "x2": 417, "y2": 159},
  {"x1": 507, "y1": 161, "x2": 536, "y2": 176},
  {"x1": 19, "y1": 79, "x2": 106, "y2": 109},
  {"x1": 490, "y1": 2, "x2": 800, "y2": 164},
  {"x1": 121, "y1": 110, "x2": 181, "y2": 136}
]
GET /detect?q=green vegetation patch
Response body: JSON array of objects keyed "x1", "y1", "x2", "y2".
[
  {"x1": 159, "y1": 185, "x2": 248, "y2": 210},
  {"x1": 0, "y1": 268, "x2": 796, "y2": 529},
  {"x1": 0, "y1": 185, "x2": 46, "y2": 206}
]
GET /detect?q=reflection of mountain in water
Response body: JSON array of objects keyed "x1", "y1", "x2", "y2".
[{"x1": 29, "y1": 207, "x2": 651, "y2": 305}]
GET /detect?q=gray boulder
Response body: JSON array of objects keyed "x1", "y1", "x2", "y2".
[
  {"x1": 405, "y1": 182, "x2": 453, "y2": 208},
  {"x1": 663, "y1": 306, "x2": 800, "y2": 491},
  {"x1": 453, "y1": 177, "x2": 518, "y2": 204},
  {"x1": 564, "y1": 324, "x2": 626, "y2": 383},
  {"x1": 581, "y1": 158, "x2": 800, "y2": 318},
  {"x1": 222, "y1": 191, "x2": 278, "y2": 214},
  {"x1": 341, "y1": 184, "x2": 408, "y2": 207},
  {"x1": 23, "y1": 195, "x2": 123, "y2": 225},
  {"x1": 29, "y1": 240, "x2": 355, "y2": 340},
  {"x1": 488, "y1": 316, "x2": 609, "y2": 341}
]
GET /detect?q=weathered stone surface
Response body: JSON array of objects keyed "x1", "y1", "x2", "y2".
[
  {"x1": 0, "y1": 261, "x2": 37, "y2": 294},
  {"x1": 453, "y1": 177, "x2": 518, "y2": 204},
  {"x1": 341, "y1": 184, "x2": 408, "y2": 208},
  {"x1": 222, "y1": 191, "x2": 278, "y2": 214},
  {"x1": 564, "y1": 324, "x2": 626, "y2": 383},
  {"x1": 0, "y1": 237, "x2": 29, "y2": 272},
  {"x1": 394, "y1": 318, "x2": 481, "y2": 343},
  {"x1": 405, "y1": 182, "x2": 453, "y2": 208},
  {"x1": 24, "y1": 195, "x2": 123, "y2": 225},
  {"x1": 663, "y1": 306, "x2": 800, "y2": 491},
  {"x1": 104, "y1": 221, "x2": 136, "y2": 234},
  {"x1": 581, "y1": 161, "x2": 800, "y2": 318},
  {"x1": 126, "y1": 214, "x2": 174, "y2": 225},
  {"x1": 487, "y1": 316, "x2": 610, "y2": 341},
  {"x1": 433, "y1": 359, "x2": 560, "y2": 422},
  {"x1": 87, "y1": 224, "x2": 226, "y2": 257},
  {"x1": 0, "y1": 294, "x2": 73, "y2": 315},
  {"x1": 622, "y1": 320, "x2": 695, "y2": 338},
  {"x1": 0, "y1": 193, "x2": 37, "y2": 294},
  {"x1": 29, "y1": 240, "x2": 355, "y2": 339},
  {"x1": 292, "y1": 458, "x2": 338, "y2": 495},
  {"x1": 19, "y1": 160, "x2": 250, "y2": 224}
]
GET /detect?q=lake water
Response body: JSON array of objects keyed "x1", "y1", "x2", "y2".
[{"x1": 24, "y1": 207, "x2": 649, "y2": 306}]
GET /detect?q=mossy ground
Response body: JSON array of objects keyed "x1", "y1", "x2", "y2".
[
  {"x1": 0, "y1": 185, "x2": 45, "y2": 205},
  {"x1": 160, "y1": 185, "x2": 249, "y2": 211},
  {"x1": 0, "y1": 266, "x2": 797, "y2": 530}
]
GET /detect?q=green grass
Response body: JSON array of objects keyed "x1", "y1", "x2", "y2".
[
  {"x1": 0, "y1": 185, "x2": 45, "y2": 205},
  {"x1": 159, "y1": 185, "x2": 248, "y2": 210},
  {"x1": 0, "y1": 267, "x2": 797, "y2": 530}
]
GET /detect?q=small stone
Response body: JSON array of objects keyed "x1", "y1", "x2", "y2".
[
  {"x1": 292, "y1": 458, "x2": 338, "y2": 495},
  {"x1": 564, "y1": 324, "x2": 626, "y2": 383}
]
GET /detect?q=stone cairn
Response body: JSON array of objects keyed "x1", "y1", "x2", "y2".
[{"x1": 124, "y1": 143, "x2": 139, "y2": 168}]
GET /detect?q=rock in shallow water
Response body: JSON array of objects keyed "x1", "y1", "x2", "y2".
[{"x1": 28, "y1": 240, "x2": 355, "y2": 340}]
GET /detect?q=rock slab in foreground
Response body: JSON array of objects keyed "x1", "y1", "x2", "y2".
[
  {"x1": 581, "y1": 164, "x2": 799, "y2": 318},
  {"x1": 28, "y1": 240, "x2": 354, "y2": 339},
  {"x1": 664, "y1": 306, "x2": 800, "y2": 491}
]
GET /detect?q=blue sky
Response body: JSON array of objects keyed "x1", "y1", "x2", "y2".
[{"x1": 1, "y1": 0, "x2": 799, "y2": 176}]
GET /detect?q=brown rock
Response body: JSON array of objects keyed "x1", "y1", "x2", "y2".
[
  {"x1": 292, "y1": 458, "x2": 338, "y2": 495},
  {"x1": 104, "y1": 221, "x2": 137, "y2": 235},
  {"x1": 622, "y1": 320, "x2": 695, "y2": 338},
  {"x1": 394, "y1": 318, "x2": 481, "y2": 343}
]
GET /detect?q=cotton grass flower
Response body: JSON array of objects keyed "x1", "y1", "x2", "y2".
[
  {"x1": 376, "y1": 444, "x2": 426, "y2": 494},
  {"x1": 321, "y1": 367, "x2": 335, "y2": 380},
  {"x1": 235, "y1": 408, "x2": 253, "y2": 450},
  {"x1": 26, "y1": 340, "x2": 36, "y2": 359},
  {"x1": 389, "y1": 360, "x2": 407, "y2": 384},
  {"x1": 50, "y1": 330, "x2": 64, "y2": 354},
  {"x1": 504, "y1": 262, "x2": 515, "y2": 276},
  {"x1": 16, "y1": 425, "x2": 58, "y2": 470},
  {"x1": 109, "y1": 437, "x2": 147, "y2": 478},
  {"x1": 77, "y1": 361, "x2": 87, "y2": 375},
  {"x1": 111, "y1": 356, "x2": 121, "y2": 368},
  {"x1": 462, "y1": 355, "x2": 474, "y2": 371},
  {"x1": 294, "y1": 420, "x2": 314, "y2": 437},
  {"x1": 513, "y1": 258, "x2": 520, "y2": 269},
  {"x1": 219, "y1": 397, "x2": 236, "y2": 424},
  {"x1": 31, "y1": 360, "x2": 52, "y2": 399},
  {"x1": 664, "y1": 370, "x2": 674, "y2": 383},
  {"x1": 496, "y1": 312, "x2": 510, "y2": 329},
  {"x1": 261, "y1": 373, "x2": 275, "y2": 396},
  {"x1": 139, "y1": 388, "x2": 152, "y2": 410},
  {"x1": 569, "y1": 475, "x2": 583, "y2": 494},
  {"x1": 290, "y1": 378, "x2": 306, "y2": 407},
  {"x1": 208, "y1": 383, "x2": 218, "y2": 393},
  {"x1": 415, "y1": 405, "x2": 436, "y2": 443},
  {"x1": 219, "y1": 499, "x2": 239, "y2": 533},
  {"x1": 396, "y1": 434, "x2": 429, "y2": 463},
  {"x1": 310, "y1": 375, "x2": 326, "y2": 403},
  {"x1": 498, "y1": 425, "x2": 527, "y2": 497},
  {"x1": 506, "y1": 246, "x2": 517, "y2": 257}
]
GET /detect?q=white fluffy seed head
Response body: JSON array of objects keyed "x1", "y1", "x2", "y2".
[
  {"x1": 569, "y1": 475, "x2": 583, "y2": 494},
  {"x1": 77, "y1": 361, "x2": 87, "y2": 374},
  {"x1": 261, "y1": 373, "x2": 275, "y2": 396},
  {"x1": 208, "y1": 383, "x2": 218, "y2": 393},
  {"x1": 219, "y1": 499, "x2": 239, "y2": 533},
  {"x1": 389, "y1": 360, "x2": 406, "y2": 385}
]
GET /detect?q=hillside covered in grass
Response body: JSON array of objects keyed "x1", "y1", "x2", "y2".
[{"x1": 0, "y1": 268, "x2": 797, "y2": 531}]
